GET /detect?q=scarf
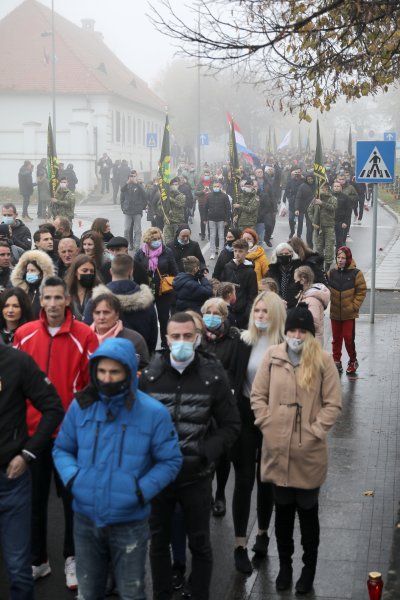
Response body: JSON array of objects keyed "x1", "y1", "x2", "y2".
[
  {"x1": 142, "y1": 242, "x2": 163, "y2": 272},
  {"x1": 91, "y1": 319, "x2": 124, "y2": 344}
]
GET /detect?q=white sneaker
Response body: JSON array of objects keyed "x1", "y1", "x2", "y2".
[
  {"x1": 346, "y1": 236, "x2": 353, "y2": 242},
  {"x1": 32, "y1": 561, "x2": 51, "y2": 580},
  {"x1": 65, "y1": 556, "x2": 78, "y2": 590},
  {"x1": 210, "y1": 254, "x2": 215, "y2": 260}
]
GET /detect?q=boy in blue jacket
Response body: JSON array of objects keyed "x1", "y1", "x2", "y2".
[
  {"x1": 172, "y1": 255, "x2": 213, "y2": 313},
  {"x1": 53, "y1": 338, "x2": 182, "y2": 600}
]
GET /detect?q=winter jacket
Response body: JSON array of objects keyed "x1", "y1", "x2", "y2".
[
  {"x1": 220, "y1": 260, "x2": 258, "y2": 323},
  {"x1": 246, "y1": 245, "x2": 269, "y2": 284},
  {"x1": 234, "y1": 191, "x2": 259, "y2": 229},
  {"x1": 307, "y1": 191, "x2": 337, "y2": 228},
  {"x1": 298, "y1": 284, "x2": 331, "y2": 345},
  {"x1": 295, "y1": 181, "x2": 315, "y2": 213},
  {"x1": 10, "y1": 219, "x2": 32, "y2": 251},
  {"x1": 201, "y1": 321, "x2": 241, "y2": 388},
  {"x1": 84, "y1": 281, "x2": 158, "y2": 353},
  {"x1": 167, "y1": 236, "x2": 206, "y2": 273},
  {"x1": 118, "y1": 164, "x2": 131, "y2": 187},
  {"x1": 334, "y1": 191, "x2": 352, "y2": 226},
  {"x1": 163, "y1": 190, "x2": 186, "y2": 224},
  {"x1": 62, "y1": 167, "x2": 78, "y2": 192},
  {"x1": 18, "y1": 165, "x2": 33, "y2": 196},
  {"x1": 342, "y1": 182, "x2": 359, "y2": 207},
  {"x1": 265, "y1": 167, "x2": 282, "y2": 205},
  {"x1": 13, "y1": 308, "x2": 98, "y2": 436},
  {"x1": 139, "y1": 349, "x2": 240, "y2": 485},
  {"x1": 134, "y1": 245, "x2": 178, "y2": 296},
  {"x1": 204, "y1": 191, "x2": 231, "y2": 222},
  {"x1": 50, "y1": 186, "x2": 75, "y2": 221},
  {"x1": 327, "y1": 260, "x2": 367, "y2": 321},
  {"x1": 283, "y1": 177, "x2": 304, "y2": 210},
  {"x1": 0, "y1": 267, "x2": 12, "y2": 292},
  {"x1": 0, "y1": 344, "x2": 63, "y2": 468},
  {"x1": 11, "y1": 249, "x2": 56, "y2": 317},
  {"x1": 172, "y1": 272, "x2": 212, "y2": 312},
  {"x1": 120, "y1": 182, "x2": 147, "y2": 216},
  {"x1": 258, "y1": 186, "x2": 275, "y2": 221},
  {"x1": 53, "y1": 338, "x2": 182, "y2": 527},
  {"x1": 212, "y1": 246, "x2": 234, "y2": 279},
  {"x1": 266, "y1": 260, "x2": 302, "y2": 305},
  {"x1": 251, "y1": 342, "x2": 341, "y2": 489},
  {"x1": 299, "y1": 252, "x2": 328, "y2": 286}
]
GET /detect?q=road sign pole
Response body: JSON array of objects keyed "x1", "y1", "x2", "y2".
[{"x1": 370, "y1": 184, "x2": 378, "y2": 324}]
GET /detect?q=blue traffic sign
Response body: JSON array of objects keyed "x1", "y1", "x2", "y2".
[
  {"x1": 355, "y1": 141, "x2": 395, "y2": 183},
  {"x1": 146, "y1": 133, "x2": 158, "y2": 148},
  {"x1": 199, "y1": 133, "x2": 209, "y2": 146},
  {"x1": 384, "y1": 131, "x2": 397, "y2": 142}
]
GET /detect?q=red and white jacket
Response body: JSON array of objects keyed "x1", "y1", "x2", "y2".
[{"x1": 14, "y1": 308, "x2": 99, "y2": 435}]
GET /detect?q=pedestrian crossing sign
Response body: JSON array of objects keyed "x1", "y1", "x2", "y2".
[{"x1": 356, "y1": 141, "x2": 395, "y2": 183}]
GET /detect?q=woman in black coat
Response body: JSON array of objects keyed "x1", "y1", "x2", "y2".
[
  {"x1": 134, "y1": 226, "x2": 178, "y2": 348},
  {"x1": 167, "y1": 224, "x2": 206, "y2": 273},
  {"x1": 212, "y1": 227, "x2": 242, "y2": 280}
]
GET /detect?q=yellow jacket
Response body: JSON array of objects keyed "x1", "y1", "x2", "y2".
[{"x1": 246, "y1": 245, "x2": 269, "y2": 284}]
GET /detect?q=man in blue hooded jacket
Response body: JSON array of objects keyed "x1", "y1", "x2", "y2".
[{"x1": 53, "y1": 338, "x2": 182, "y2": 600}]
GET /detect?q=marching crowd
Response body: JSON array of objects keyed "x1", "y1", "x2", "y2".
[{"x1": 0, "y1": 152, "x2": 368, "y2": 600}]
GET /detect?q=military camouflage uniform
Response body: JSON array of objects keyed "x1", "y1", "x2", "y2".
[
  {"x1": 162, "y1": 190, "x2": 186, "y2": 243},
  {"x1": 234, "y1": 191, "x2": 259, "y2": 230},
  {"x1": 308, "y1": 191, "x2": 337, "y2": 272},
  {"x1": 50, "y1": 186, "x2": 75, "y2": 223}
]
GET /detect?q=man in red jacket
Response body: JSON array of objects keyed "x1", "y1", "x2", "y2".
[{"x1": 14, "y1": 276, "x2": 98, "y2": 590}]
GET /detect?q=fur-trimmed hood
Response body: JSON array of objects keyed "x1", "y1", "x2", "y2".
[
  {"x1": 11, "y1": 249, "x2": 55, "y2": 292},
  {"x1": 91, "y1": 281, "x2": 154, "y2": 312}
]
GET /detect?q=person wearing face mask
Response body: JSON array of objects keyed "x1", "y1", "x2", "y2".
[
  {"x1": 230, "y1": 291, "x2": 286, "y2": 574},
  {"x1": 2, "y1": 202, "x2": 32, "y2": 251},
  {"x1": 167, "y1": 224, "x2": 206, "y2": 273},
  {"x1": 266, "y1": 242, "x2": 302, "y2": 307},
  {"x1": 139, "y1": 312, "x2": 240, "y2": 600},
  {"x1": 204, "y1": 180, "x2": 231, "y2": 260},
  {"x1": 64, "y1": 255, "x2": 101, "y2": 321},
  {"x1": 233, "y1": 178, "x2": 260, "y2": 230},
  {"x1": 162, "y1": 176, "x2": 187, "y2": 244},
  {"x1": 11, "y1": 250, "x2": 55, "y2": 317},
  {"x1": 212, "y1": 227, "x2": 242, "y2": 279},
  {"x1": 251, "y1": 303, "x2": 341, "y2": 594},
  {"x1": 173, "y1": 256, "x2": 212, "y2": 313},
  {"x1": 49, "y1": 176, "x2": 75, "y2": 223},
  {"x1": 241, "y1": 228, "x2": 269, "y2": 286},
  {"x1": 283, "y1": 169, "x2": 304, "y2": 239}
]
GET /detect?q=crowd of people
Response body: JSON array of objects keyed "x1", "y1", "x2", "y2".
[{"x1": 0, "y1": 151, "x2": 370, "y2": 600}]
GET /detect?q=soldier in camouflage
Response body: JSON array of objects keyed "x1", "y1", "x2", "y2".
[
  {"x1": 162, "y1": 176, "x2": 187, "y2": 244},
  {"x1": 49, "y1": 176, "x2": 75, "y2": 224},
  {"x1": 308, "y1": 181, "x2": 337, "y2": 272},
  {"x1": 233, "y1": 178, "x2": 259, "y2": 230}
]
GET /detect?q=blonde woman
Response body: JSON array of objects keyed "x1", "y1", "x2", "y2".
[
  {"x1": 294, "y1": 265, "x2": 330, "y2": 346},
  {"x1": 231, "y1": 291, "x2": 286, "y2": 574},
  {"x1": 251, "y1": 303, "x2": 341, "y2": 594}
]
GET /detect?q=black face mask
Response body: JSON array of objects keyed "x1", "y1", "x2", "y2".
[
  {"x1": 96, "y1": 379, "x2": 129, "y2": 398},
  {"x1": 277, "y1": 255, "x2": 292, "y2": 266},
  {"x1": 79, "y1": 274, "x2": 95, "y2": 288},
  {"x1": 226, "y1": 240, "x2": 234, "y2": 247}
]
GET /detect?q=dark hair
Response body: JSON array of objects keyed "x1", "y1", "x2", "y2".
[
  {"x1": 91, "y1": 293, "x2": 121, "y2": 316},
  {"x1": 39, "y1": 223, "x2": 56, "y2": 237},
  {"x1": 25, "y1": 260, "x2": 43, "y2": 278},
  {"x1": 288, "y1": 236, "x2": 312, "y2": 261},
  {"x1": 216, "y1": 282, "x2": 236, "y2": 300},
  {"x1": 233, "y1": 239, "x2": 249, "y2": 251},
  {"x1": 91, "y1": 218, "x2": 109, "y2": 235},
  {"x1": 40, "y1": 276, "x2": 68, "y2": 297},
  {"x1": 167, "y1": 312, "x2": 195, "y2": 327},
  {"x1": 110, "y1": 254, "x2": 134, "y2": 278},
  {"x1": 33, "y1": 228, "x2": 52, "y2": 243},
  {"x1": 54, "y1": 216, "x2": 71, "y2": 231},
  {"x1": 79, "y1": 231, "x2": 105, "y2": 269},
  {"x1": 64, "y1": 255, "x2": 100, "y2": 297},
  {"x1": 2, "y1": 202, "x2": 17, "y2": 213},
  {"x1": 0, "y1": 287, "x2": 33, "y2": 329},
  {"x1": 0, "y1": 240, "x2": 11, "y2": 249}
]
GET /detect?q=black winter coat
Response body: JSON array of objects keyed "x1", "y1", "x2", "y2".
[
  {"x1": 334, "y1": 192, "x2": 353, "y2": 227},
  {"x1": 120, "y1": 183, "x2": 147, "y2": 215},
  {"x1": 0, "y1": 345, "x2": 63, "y2": 468},
  {"x1": 212, "y1": 246, "x2": 234, "y2": 279},
  {"x1": 204, "y1": 191, "x2": 231, "y2": 222},
  {"x1": 167, "y1": 239, "x2": 206, "y2": 273},
  {"x1": 283, "y1": 177, "x2": 304, "y2": 210},
  {"x1": 220, "y1": 260, "x2": 258, "y2": 320},
  {"x1": 134, "y1": 246, "x2": 178, "y2": 296},
  {"x1": 172, "y1": 273, "x2": 212, "y2": 312},
  {"x1": 295, "y1": 181, "x2": 315, "y2": 212},
  {"x1": 139, "y1": 350, "x2": 240, "y2": 485},
  {"x1": 201, "y1": 321, "x2": 241, "y2": 388},
  {"x1": 18, "y1": 166, "x2": 33, "y2": 197},
  {"x1": 11, "y1": 219, "x2": 32, "y2": 251},
  {"x1": 266, "y1": 260, "x2": 302, "y2": 307}
]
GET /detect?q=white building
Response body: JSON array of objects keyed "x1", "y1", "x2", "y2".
[{"x1": 0, "y1": 0, "x2": 166, "y2": 193}]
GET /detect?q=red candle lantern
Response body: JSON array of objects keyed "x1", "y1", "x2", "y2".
[{"x1": 367, "y1": 571, "x2": 383, "y2": 600}]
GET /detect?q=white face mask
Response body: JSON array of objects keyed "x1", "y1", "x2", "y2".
[
  {"x1": 286, "y1": 336, "x2": 304, "y2": 353},
  {"x1": 255, "y1": 320, "x2": 268, "y2": 330}
]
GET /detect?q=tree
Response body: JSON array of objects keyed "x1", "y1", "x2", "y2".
[{"x1": 150, "y1": 0, "x2": 400, "y2": 119}]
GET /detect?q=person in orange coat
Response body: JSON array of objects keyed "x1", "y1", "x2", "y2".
[{"x1": 241, "y1": 228, "x2": 269, "y2": 287}]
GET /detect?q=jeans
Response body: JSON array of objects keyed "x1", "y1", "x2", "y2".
[
  {"x1": 255, "y1": 222, "x2": 265, "y2": 244},
  {"x1": 209, "y1": 221, "x2": 224, "y2": 254},
  {"x1": 0, "y1": 469, "x2": 33, "y2": 600},
  {"x1": 74, "y1": 512, "x2": 149, "y2": 600},
  {"x1": 124, "y1": 214, "x2": 142, "y2": 250},
  {"x1": 150, "y1": 477, "x2": 213, "y2": 600}
]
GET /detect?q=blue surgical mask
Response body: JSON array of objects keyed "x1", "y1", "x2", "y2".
[
  {"x1": 26, "y1": 273, "x2": 40, "y2": 284},
  {"x1": 255, "y1": 320, "x2": 268, "y2": 330},
  {"x1": 177, "y1": 238, "x2": 189, "y2": 246},
  {"x1": 105, "y1": 252, "x2": 114, "y2": 261},
  {"x1": 212, "y1": 187, "x2": 220, "y2": 193},
  {"x1": 286, "y1": 337, "x2": 304, "y2": 353},
  {"x1": 203, "y1": 314, "x2": 223, "y2": 330},
  {"x1": 170, "y1": 341, "x2": 195, "y2": 362},
  {"x1": 150, "y1": 240, "x2": 162, "y2": 249},
  {"x1": 2, "y1": 216, "x2": 14, "y2": 225}
]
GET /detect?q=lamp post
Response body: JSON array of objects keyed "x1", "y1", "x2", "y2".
[{"x1": 41, "y1": 0, "x2": 56, "y2": 145}]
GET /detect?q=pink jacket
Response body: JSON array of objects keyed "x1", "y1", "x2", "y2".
[{"x1": 301, "y1": 284, "x2": 330, "y2": 346}]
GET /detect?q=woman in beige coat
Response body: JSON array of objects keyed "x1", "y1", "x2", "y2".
[{"x1": 251, "y1": 302, "x2": 341, "y2": 594}]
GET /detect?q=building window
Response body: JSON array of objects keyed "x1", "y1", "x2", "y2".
[
  {"x1": 128, "y1": 116, "x2": 131, "y2": 144},
  {"x1": 116, "y1": 111, "x2": 121, "y2": 143}
]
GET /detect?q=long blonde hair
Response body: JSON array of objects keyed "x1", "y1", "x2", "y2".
[
  {"x1": 297, "y1": 332, "x2": 325, "y2": 391},
  {"x1": 241, "y1": 291, "x2": 286, "y2": 346}
]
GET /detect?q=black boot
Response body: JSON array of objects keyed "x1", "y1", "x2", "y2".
[
  {"x1": 275, "y1": 503, "x2": 296, "y2": 591},
  {"x1": 295, "y1": 504, "x2": 320, "y2": 594}
]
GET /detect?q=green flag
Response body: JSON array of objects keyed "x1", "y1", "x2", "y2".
[
  {"x1": 314, "y1": 120, "x2": 327, "y2": 197},
  {"x1": 348, "y1": 126, "x2": 353, "y2": 157},
  {"x1": 228, "y1": 118, "x2": 241, "y2": 205},
  {"x1": 47, "y1": 116, "x2": 58, "y2": 197},
  {"x1": 158, "y1": 114, "x2": 171, "y2": 223}
]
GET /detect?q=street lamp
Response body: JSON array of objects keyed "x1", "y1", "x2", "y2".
[{"x1": 41, "y1": 0, "x2": 56, "y2": 145}]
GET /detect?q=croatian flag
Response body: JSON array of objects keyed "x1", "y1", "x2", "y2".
[{"x1": 227, "y1": 113, "x2": 260, "y2": 166}]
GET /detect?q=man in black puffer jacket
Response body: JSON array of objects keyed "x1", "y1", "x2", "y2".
[{"x1": 140, "y1": 312, "x2": 240, "y2": 600}]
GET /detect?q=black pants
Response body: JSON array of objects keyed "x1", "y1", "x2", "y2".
[
  {"x1": 22, "y1": 194, "x2": 31, "y2": 217},
  {"x1": 297, "y1": 211, "x2": 313, "y2": 247},
  {"x1": 101, "y1": 173, "x2": 110, "y2": 194},
  {"x1": 30, "y1": 440, "x2": 74, "y2": 565},
  {"x1": 111, "y1": 180, "x2": 120, "y2": 204},
  {"x1": 335, "y1": 223, "x2": 347, "y2": 249},
  {"x1": 232, "y1": 397, "x2": 274, "y2": 538},
  {"x1": 198, "y1": 206, "x2": 207, "y2": 238},
  {"x1": 264, "y1": 213, "x2": 276, "y2": 243},
  {"x1": 150, "y1": 477, "x2": 213, "y2": 600}
]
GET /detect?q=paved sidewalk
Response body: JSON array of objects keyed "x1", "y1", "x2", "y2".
[{"x1": 364, "y1": 201, "x2": 400, "y2": 290}]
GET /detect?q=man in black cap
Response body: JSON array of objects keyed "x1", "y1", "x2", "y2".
[{"x1": 100, "y1": 236, "x2": 148, "y2": 285}]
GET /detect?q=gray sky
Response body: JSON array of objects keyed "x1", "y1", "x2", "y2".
[{"x1": 0, "y1": 0, "x2": 191, "y2": 85}]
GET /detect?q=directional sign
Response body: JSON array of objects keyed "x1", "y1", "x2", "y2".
[
  {"x1": 146, "y1": 133, "x2": 157, "y2": 148},
  {"x1": 355, "y1": 141, "x2": 395, "y2": 183},
  {"x1": 384, "y1": 131, "x2": 397, "y2": 142},
  {"x1": 199, "y1": 133, "x2": 209, "y2": 146}
]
